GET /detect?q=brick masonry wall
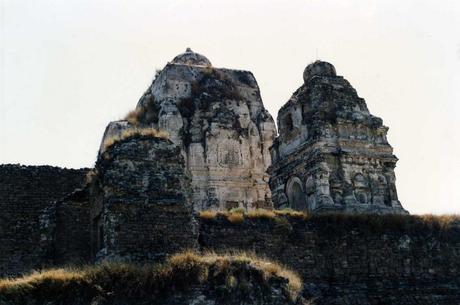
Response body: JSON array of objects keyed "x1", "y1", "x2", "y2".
[
  {"x1": 53, "y1": 189, "x2": 91, "y2": 266},
  {"x1": 199, "y1": 215, "x2": 460, "y2": 305},
  {"x1": 0, "y1": 164, "x2": 88, "y2": 276}
]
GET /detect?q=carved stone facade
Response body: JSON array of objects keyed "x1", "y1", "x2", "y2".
[
  {"x1": 100, "y1": 49, "x2": 276, "y2": 211},
  {"x1": 268, "y1": 61, "x2": 408, "y2": 214}
]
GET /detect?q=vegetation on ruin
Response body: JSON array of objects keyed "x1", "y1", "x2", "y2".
[
  {"x1": 0, "y1": 251, "x2": 302, "y2": 304},
  {"x1": 123, "y1": 102, "x2": 160, "y2": 126},
  {"x1": 124, "y1": 107, "x2": 146, "y2": 125},
  {"x1": 102, "y1": 127, "x2": 169, "y2": 151},
  {"x1": 199, "y1": 208, "x2": 308, "y2": 224},
  {"x1": 315, "y1": 213, "x2": 460, "y2": 236},
  {"x1": 84, "y1": 169, "x2": 98, "y2": 184},
  {"x1": 199, "y1": 209, "x2": 460, "y2": 236}
]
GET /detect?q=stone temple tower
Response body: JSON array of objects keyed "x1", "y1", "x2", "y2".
[
  {"x1": 100, "y1": 48, "x2": 276, "y2": 211},
  {"x1": 268, "y1": 61, "x2": 408, "y2": 214}
]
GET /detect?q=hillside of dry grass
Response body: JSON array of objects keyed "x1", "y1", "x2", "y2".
[{"x1": 0, "y1": 251, "x2": 303, "y2": 305}]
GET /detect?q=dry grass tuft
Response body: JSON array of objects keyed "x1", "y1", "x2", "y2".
[
  {"x1": 416, "y1": 214, "x2": 460, "y2": 229},
  {"x1": 84, "y1": 169, "x2": 98, "y2": 185},
  {"x1": 199, "y1": 210, "x2": 218, "y2": 220},
  {"x1": 203, "y1": 65, "x2": 214, "y2": 75},
  {"x1": 274, "y1": 209, "x2": 309, "y2": 219},
  {"x1": 227, "y1": 212, "x2": 245, "y2": 224},
  {"x1": 102, "y1": 127, "x2": 169, "y2": 151},
  {"x1": 124, "y1": 107, "x2": 146, "y2": 125},
  {"x1": 247, "y1": 209, "x2": 276, "y2": 220},
  {"x1": 229, "y1": 207, "x2": 245, "y2": 214}
]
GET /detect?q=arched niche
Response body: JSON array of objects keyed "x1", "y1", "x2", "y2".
[
  {"x1": 282, "y1": 114, "x2": 293, "y2": 135},
  {"x1": 286, "y1": 114, "x2": 293, "y2": 129},
  {"x1": 305, "y1": 176, "x2": 317, "y2": 212},
  {"x1": 353, "y1": 173, "x2": 370, "y2": 204},
  {"x1": 286, "y1": 176, "x2": 305, "y2": 210}
]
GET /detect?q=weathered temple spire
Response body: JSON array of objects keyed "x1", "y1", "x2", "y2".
[{"x1": 268, "y1": 61, "x2": 407, "y2": 215}]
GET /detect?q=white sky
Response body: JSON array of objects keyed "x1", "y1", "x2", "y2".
[{"x1": 1, "y1": 0, "x2": 459, "y2": 214}]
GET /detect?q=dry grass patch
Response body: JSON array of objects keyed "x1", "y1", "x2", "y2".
[
  {"x1": 229, "y1": 207, "x2": 245, "y2": 214},
  {"x1": 227, "y1": 212, "x2": 245, "y2": 224},
  {"x1": 199, "y1": 210, "x2": 218, "y2": 220},
  {"x1": 313, "y1": 213, "x2": 460, "y2": 237},
  {"x1": 198, "y1": 209, "x2": 459, "y2": 238},
  {"x1": 165, "y1": 251, "x2": 302, "y2": 300},
  {"x1": 124, "y1": 107, "x2": 145, "y2": 125},
  {"x1": 247, "y1": 209, "x2": 276, "y2": 220},
  {"x1": 0, "y1": 268, "x2": 85, "y2": 296},
  {"x1": 416, "y1": 214, "x2": 460, "y2": 229},
  {"x1": 85, "y1": 169, "x2": 98, "y2": 184},
  {"x1": 102, "y1": 127, "x2": 169, "y2": 151},
  {"x1": 274, "y1": 209, "x2": 308, "y2": 219},
  {"x1": 198, "y1": 208, "x2": 309, "y2": 223},
  {"x1": 0, "y1": 251, "x2": 302, "y2": 303}
]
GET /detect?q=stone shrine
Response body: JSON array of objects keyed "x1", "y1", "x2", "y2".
[
  {"x1": 268, "y1": 61, "x2": 408, "y2": 214},
  {"x1": 100, "y1": 48, "x2": 276, "y2": 211}
]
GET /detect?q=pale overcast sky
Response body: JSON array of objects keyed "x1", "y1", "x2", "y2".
[{"x1": 1, "y1": 0, "x2": 459, "y2": 214}]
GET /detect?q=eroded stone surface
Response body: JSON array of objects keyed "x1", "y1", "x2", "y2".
[
  {"x1": 91, "y1": 135, "x2": 197, "y2": 262},
  {"x1": 100, "y1": 49, "x2": 276, "y2": 211},
  {"x1": 269, "y1": 60, "x2": 408, "y2": 214}
]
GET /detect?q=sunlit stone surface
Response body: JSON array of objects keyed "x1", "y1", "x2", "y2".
[{"x1": 100, "y1": 49, "x2": 276, "y2": 211}]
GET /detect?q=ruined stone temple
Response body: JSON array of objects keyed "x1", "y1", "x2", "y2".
[
  {"x1": 100, "y1": 48, "x2": 276, "y2": 211},
  {"x1": 99, "y1": 50, "x2": 406, "y2": 214},
  {"x1": 2, "y1": 49, "x2": 460, "y2": 305},
  {"x1": 269, "y1": 61, "x2": 407, "y2": 214}
]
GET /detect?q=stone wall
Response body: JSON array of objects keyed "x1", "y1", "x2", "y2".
[
  {"x1": 92, "y1": 135, "x2": 198, "y2": 262},
  {"x1": 47, "y1": 189, "x2": 91, "y2": 266},
  {"x1": 0, "y1": 164, "x2": 88, "y2": 276},
  {"x1": 199, "y1": 215, "x2": 460, "y2": 305}
]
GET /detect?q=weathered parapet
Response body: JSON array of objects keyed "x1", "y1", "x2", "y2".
[
  {"x1": 0, "y1": 164, "x2": 88, "y2": 276},
  {"x1": 269, "y1": 61, "x2": 407, "y2": 215},
  {"x1": 198, "y1": 214, "x2": 460, "y2": 305},
  {"x1": 101, "y1": 48, "x2": 277, "y2": 211},
  {"x1": 92, "y1": 133, "x2": 197, "y2": 262}
]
